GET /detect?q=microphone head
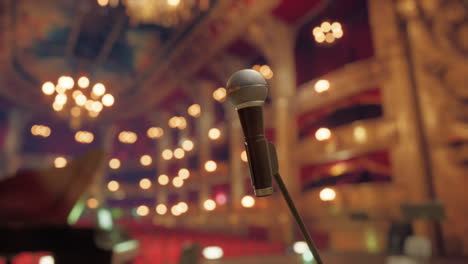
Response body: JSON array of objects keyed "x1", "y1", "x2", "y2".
[{"x1": 226, "y1": 69, "x2": 268, "y2": 109}]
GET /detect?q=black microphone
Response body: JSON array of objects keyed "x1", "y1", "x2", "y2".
[{"x1": 226, "y1": 69, "x2": 273, "y2": 197}]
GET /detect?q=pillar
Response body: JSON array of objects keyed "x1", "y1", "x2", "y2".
[
  {"x1": 246, "y1": 15, "x2": 299, "y2": 244},
  {"x1": 368, "y1": 0, "x2": 442, "y2": 254}
]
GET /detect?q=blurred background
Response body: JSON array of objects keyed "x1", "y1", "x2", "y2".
[{"x1": 0, "y1": 0, "x2": 467, "y2": 263}]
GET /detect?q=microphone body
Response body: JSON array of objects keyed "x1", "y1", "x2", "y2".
[
  {"x1": 237, "y1": 106, "x2": 273, "y2": 197},
  {"x1": 226, "y1": 69, "x2": 274, "y2": 197}
]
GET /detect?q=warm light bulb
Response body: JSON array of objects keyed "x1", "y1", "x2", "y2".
[
  {"x1": 54, "y1": 156, "x2": 67, "y2": 168},
  {"x1": 91, "y1": 101, "x2": 103, "y2": 112},
  {"x1": 259, "y1": 65, "x2": 273, "y2": 79},
  {"x1": 109, "y1": 158, "x2": 121, "y2": 169},
  {"x1": 107, "y1": 180, "x2": 120, "y2": 192},
  {"x1": 241, "y1": 195, "x2": 255, "y2": 208},
  {"x1": 314, "y1": 79, "x2": 330, "y2": 93},
  {"x1": 171, "y1": 205, "x2": 181, "y2": 216},
  {"x1": 181, "y1": 139, "x2": 194, "y2": 151},
  {"x1": 203, "y1": 199, "x2": 216, "y2": 211},
  {"x1": 70, "y1": 106, "x2": 81, "y2": 117},
  {"x1": 158, "y1": 174, "x2": 169, "y2": 185},
  {"x1": 162, "y1": 149, "x2": 173, "y2": 160},
  {"x1": 102, "y1": 94, "x2": 114, "y2": 107},
  {"x1": 212, "y1": 87, "x2": 227, "y2": 102},
  {"x1": 92, "y1": 83, "x2": 106, "y2": 96},
  {"x1": 52, "y1": 102, "x2": 63, "y2": 111},
  {"x1": 240, "y1": 150, "x2": 248, "y2": 162},
  {"x1": 42, "y1": 82, "x2": 55, "y2": 95},
  {"x1": 173, "y1": 148, "x2": 185, "y2": 159},
  {"x1": 167, "y1": 0, "x2": 180, "y2": 6},
  {"x1": 156, "y1": 204, "x2": 167, "y2": 215},
  {"x1": 208, "y1": 128, "x2": 221, "y2": 140},
  {"x1": 147, "y1": 127, "x2": 164, "y2": 139},
  {"x1": 353, "y1": 126, "x2": 367, "y2": 143},
  {"x1": 312, "y1": 27, "x2": 322, "y2": 36},
  {"x1": 187, "y1": 104, "x2": 201, "y2": 117},
  {"x1": 172, "y1": 177, "x2": 184, "y2": 188},
  {"x1": 325, "y1": 33, "x2": 335, "y2": 43},
  {"x1": 55, "y1": 94, "x2": 67, "y2": 105},
  {"x1": 87, "y1": 198, "x2": 99, "y2": 209},
  {"x1": 321, "y1": 21, "x2": 331, "y2": 32},
  {"x1": 58, "y1": 76, "x2": 74, "y2": 89},
  {"x1": 319, "y1": 187, "x2": 336, "y2": 201},
  {"x1": 97, "y1": 0, "x2": 109, "y2": 7},
  {"x1": 136, "y1": 205, "x2": 150, "y2": 216},
  {"x1": 75, "y1": 94, "x2": 87, "y2": 106},
  {"x1": 204, "y1": 160, "x2": 217, "y2": 172},
  {"x1": 78, "y1": 76, "x2": 90, "y2": 88},
  {"x1": 140, "y1": 154, "x2": 152, "y2": 166},
  {"x1": 55, "y1": 85, "x2": 66, "y2": 94},
  {"x1": 139, "y1": 178, "x2": 152, "y2": 190},
  {"x1": 177, "y1": 202, "x2": 188, "y2": 213},
  {"x1": 178, "y1": 168, "x2": 190, "y2": 180},
  {"x1": 315, "y1": 127, "x2": 331, "y2": 141}
]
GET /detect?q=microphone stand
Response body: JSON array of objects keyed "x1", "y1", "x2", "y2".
[{"x1": 268, "y1": 142, "x2": 324, "y2": 264}]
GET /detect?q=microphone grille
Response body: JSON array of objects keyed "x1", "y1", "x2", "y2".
[{"x1": 226, "y1": 69, "x2": 268, "y2": 107}]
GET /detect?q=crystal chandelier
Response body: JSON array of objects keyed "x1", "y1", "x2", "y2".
[
  {"x1": 97, "y1": 0, "x2": 211, "y2": 27},
  {"x1": 41, "y1": 76, "x2": 115, "y2": 126}
]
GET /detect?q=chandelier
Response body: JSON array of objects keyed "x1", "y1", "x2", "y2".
[
  {"x1": 97, "y1": 0, "x2": 212, "y2": 27},
  {"x1": 41, "y1": 76, "x2": 115, "y2": 126}
]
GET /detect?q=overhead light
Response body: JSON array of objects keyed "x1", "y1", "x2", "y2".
[{"x1": 202, "y1": 246, "x2": 223, "y2": 260}]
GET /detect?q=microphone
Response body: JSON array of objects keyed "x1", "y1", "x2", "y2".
[{"x1": 226, "y1": 69, "x2": 273, "y2": 197}]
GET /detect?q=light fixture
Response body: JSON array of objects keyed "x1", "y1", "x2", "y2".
[
  {"x1": 139, "y1": 178, "x2": 152, "y2": 190},
  {"x1": 147, "y1": 127, "x2": 164, "y2": 139},
  {"x1": 31, "y1": 125, "x2": 51, "y2": 138},
  {"x1": 109, "y1": 158, "x2": 121, "y2": 169},
  {"x1": 171, "y1": 205, "x2": 181, "y2": 216},
  {"x1": 162, "y1": 149, "x2": 173, "y2": 160},
  {"x1": 107, "y1": 180, "x2": 120, "y2": 192},
  {"x1": 172, "y1": 176, "x2": 184, "y2": 188},
  {"x1": 41, "y1": 76, "x2": 114, "y2": 119},
  {"x1": 177, "y1": 202, "x2": 188, "y2": 213},
  {"x1": 202, "y1": 246, "x2": 223, "y2": 260},
  {"x1": 168, "y1": 116, "x2": 187, "y2": 130},
  {"x1": 39, "y1": 255, "x2": 55, "y2": 264},
  {"x1": 122, "y1": 0, "x2": 212, "y2": 27},
  {"x1": 212, "y1": 87, "x2": 227, "y2": 102},
  {"x1": 241, "y1": 195, "x2": 255, "y2": 208},
  {"x1": 140, "y1": 154, "x2": 152, "y2": 166},
  {"x1": 208, "y1": 128, "x2": 221, "y2": 140},
  {"x1": 315, "y1": 127, "x2": 331, "y2": 141},
  {"x1": 293, "y1": 241, "x2": 309, "y2": 254},
  {"x1": 118, "y1": 131, "x2": 138, "y2": 144},
  {"x1": 54, "y1": 156, "x2": 67, "y2": 168},
  {"x1": 215, "y1": 193, "x2": 227, "y2": 205},
  {"x1": 136, "y1": 205, "x2": 150, "y2": 216},
  {"x1": 252, "y1": 65, "x2": 273, "y2": 79},
  {"x1": 203, "y1": 199, "x2": 216, "y2": 211},
  {"x1": 181, "y1": 139, "x2": 194, "y2": 151},
  {"x1": 75, "y1": 131, "x2": 94, "y2": 144},
  {"x1": 178, "y1": 168, "x2": 190, "y2": 180},
  {"x1": 187, "y1": 104, "x2": 201, "y2": 117},
  {"x1": 158, "y1": 174, "x2": 169, "y2": 185},
  {"x1": 312, "y1": 21, "x2": 343, "y2": 44},
  {"x1": 87, "y1": 198, "x2": 99, "y2": 209},
  {"x1": 319, "y1": 187, "x2": 336, "y2": 201},
  {"x1": 204, "y1": 160, "x2": 217, "y2": 172},
  {"x1": 156, "y1": 204, "x2": 167, "y2": 215},
  {"x1": 173, "y1": 148, "x2": 185, "y2": 159},
  {"x1": 353, "y1": 126, "x2": 367, "y2": 143},
  {"x1": 314, "y1": 79, "x2": 330, "y2": 93}
]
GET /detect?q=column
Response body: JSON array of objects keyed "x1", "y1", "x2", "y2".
[
  {"x1": 367, "y1": 0, "x2": 441, "y2": 253},
  {"x1": 196, "y1": 80, "x2": 215, "y2": 217},
  {"x1": 246, "y1": 15, "x2": 299, "y2": 244},
  {"x1": 90, "y1": 123, "x2": 116, "y2": 204}
]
